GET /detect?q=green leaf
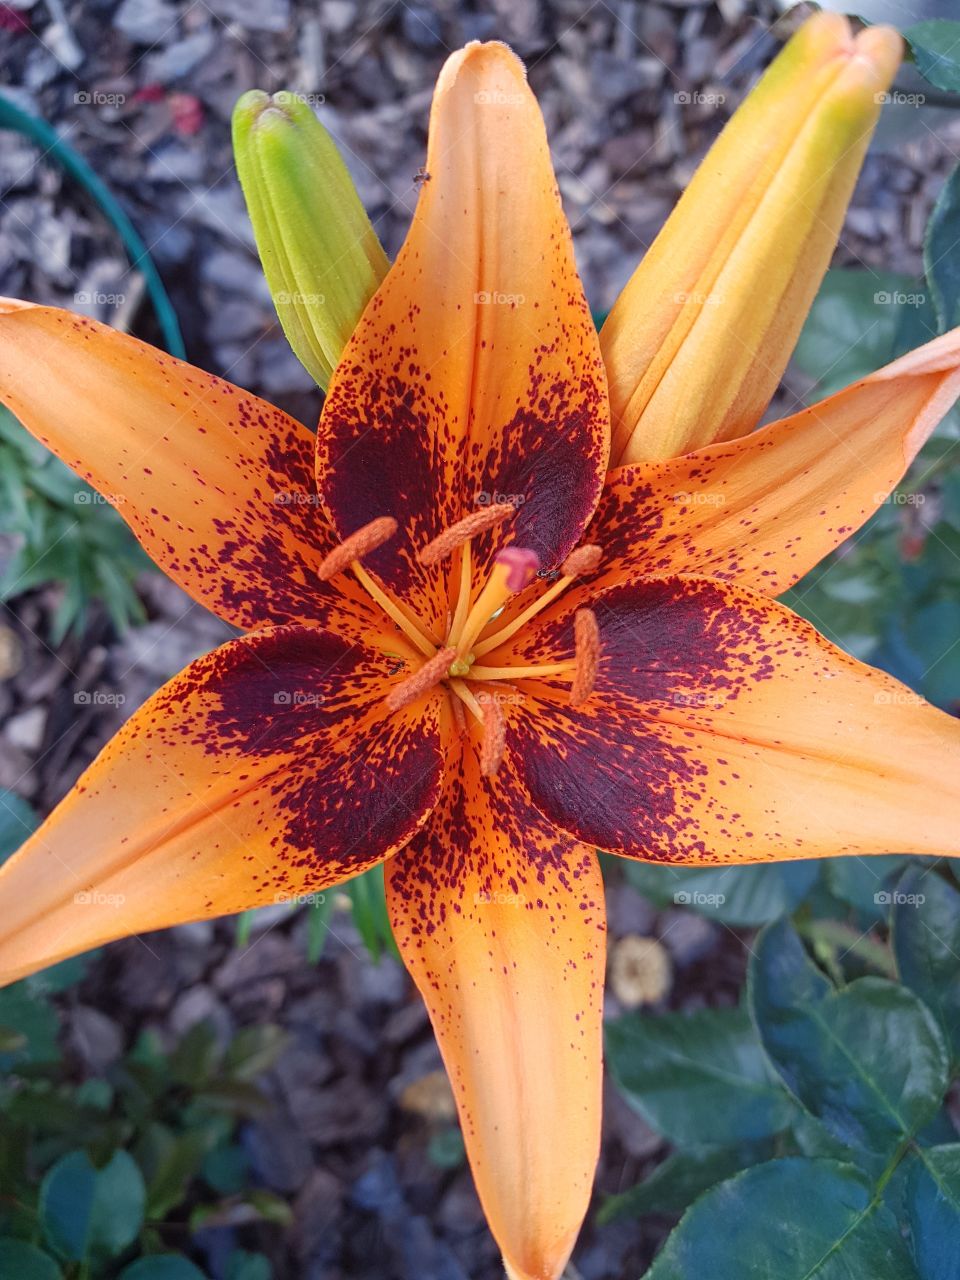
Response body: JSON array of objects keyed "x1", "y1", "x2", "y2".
[
  {"x1": 791, "y1": 268, "x2": 923, "y2": 398},
  {"x1": 906, "y1": 1145, "x2": 960, "y2": 1280},
  {"x1": 0, "y1": 1239, "x2": 63, "y2": 1279},
  {"x1": 822, "y1": 855, "x2": 909, "y2": 920},
  {"x1": 750, "y1": 920, "x2": 949, "y2": 1156},
  {"x1": 40, "y1": 1150, "x2": 145, "y2": 1262},
  {"x1": 0, "y1": 789, "x2": 37, "y2": 863},
  {"x1": 924, "y1": 161, "x2": 960, "y2": 334},
  {"x1": 621, "y1": 860, "x2": 819, "y2": 926},
  {"x1": 606, "y1": 1007, "x2": 794, "y2": 1145},
  {"x1": 905, "y1": 21, "x2": 960, "y2": 93},
  {"x1": 597, "y1": 1142, "x2": 773, "y2": 1224},
  {"x1": 223, "y1": 1024, "x2": 288, "y2": 1081},
  {"x1": 893, "y1": 868, "x2": 960, "y2": 1067},
  {"x1": 0, "y1": 983, "x2": 59, "y2": 1067},
  {"x1": 226, "y1": 1250, "x2": 272, "y2": 1280},
  {"x1": 143, "y1": 1126, "x2": 214, "y2": 1219},
  {"x1": 644, "y1": 1158, "x2": 918, "y2": 1279},
  {"x1": 307, "y1": 891, "x2": 334, "y2": 963},
  {"x1": 427, "y1": 1126, "x2": 465, "y2": 1170},
  {"x1": 118, "y1": 1258, "x2": 209, "y2": 1280}
]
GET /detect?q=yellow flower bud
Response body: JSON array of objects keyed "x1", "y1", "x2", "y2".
[{"x1": 602, "y1": 13, "x2": 903, "y2": 465}]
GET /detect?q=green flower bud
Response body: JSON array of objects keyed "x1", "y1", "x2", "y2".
[{"x1": 232, "y1": 90, "x2": 389, "y2": 390}]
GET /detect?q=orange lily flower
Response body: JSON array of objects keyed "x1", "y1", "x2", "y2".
[{"x1": 2, "y1": 18, "x2": 960, "y2": 1280}]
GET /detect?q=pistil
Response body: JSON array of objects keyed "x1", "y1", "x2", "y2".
[
  {"x1": 472, "y1": 543, "x2": 602, "y2": 658},
  {"x1": 453, "y1": 547, "x2": 540, "y2": 658}
]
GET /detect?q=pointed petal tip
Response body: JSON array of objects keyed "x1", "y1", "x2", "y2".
[{"x1": 437, "y1": 39, "x2": 528, "y2": 96}]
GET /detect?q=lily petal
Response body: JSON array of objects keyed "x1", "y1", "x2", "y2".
[
  {"x1": 0, "y1": 625, "x2": 444, "y2": 985},
  {"x1": 602, "y1": 13, "x2": 902, "y2": 464},
  {"x1": 497, "y1": 576, "x2": 960, "y2": 862},
  {"x1": 588, "y1": 327, "x2": 960, "y2": 596},
  {"x1": 317, "y1": 42, "x2": 609, "y2": 629},
  {"x1": 387, "y1": 744, "x2": 605, "y2": 1280},
  {"x1": 0, "y1": 301, "x2": 359, "y2": 630}
]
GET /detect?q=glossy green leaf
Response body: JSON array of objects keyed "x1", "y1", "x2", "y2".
[
  {"x1": 906, "y1": 21, "x2": 960, "y2": 93},
  {"x1": 893, "y1": 868, "x2": 960, "y2": 1066},
  {"x1": 621, "y1": 860, "x2": 818, "y2": 926},
  {"x1": 0, "y1": 1239, "x2": 63, "y2": 1279},
  {"x1": 750, "y1": 920, "x2": 949, "y2": 1155},
  {"x1": 40, "y1": 1149, "x2": 145, "y2": 1262},
  {"x1": 906, "y1": 1145, "x2": 960, "y2": 1280},
  {"x1": 644, "y1": 1158, "x2": 918, "y2": 1279},
  {"x1": 606, "y1": 1007, "x2": 794, "y2": 1145},
  {"x1": 597, "y1": 1142, "x2": 773, "y2": 1224}
]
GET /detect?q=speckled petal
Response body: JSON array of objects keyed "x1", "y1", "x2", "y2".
[
  {"x1": 586, "y1": 328, "x2": 960, "y2": 596},
  {"x1": 493, "y1": 575, "x2": 960, "y2": 862},
  {"x1": 387, "y1": 741, "x2": 605, "y2": 1280},
  {"x1": 0, "y1": 299, "x2": 366, "y2": 631},
  {"x1": 317, "y1": 42, "x2": 609, "y2": 631},
  {"x1": 0, "y1": 625, "x2": 445, "y2": 986}
]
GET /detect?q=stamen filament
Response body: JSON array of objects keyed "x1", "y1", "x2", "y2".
[
  {"x1": 473, "y1": 575, "x2": 572, "y2": 657},
  {"x1": 351, "y1": 561, "x2": 437, "y2": 658},
  {"x1": 448, "y1": 678, "x2": 484, "y2": 723},
  {"x1": 447, "y1": 539, "x2": 474, "y2": 649},
  {"x1": 470, "y1": 661, "x2": 576, "y2": 680}
]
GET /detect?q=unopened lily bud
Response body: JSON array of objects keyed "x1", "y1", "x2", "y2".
[
  {"x1": 232, "y1": 90, "x2": 389, "y2": 390},
  {"x1": 602, "y1": 13, "x2": 902, "y2": 465}
]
